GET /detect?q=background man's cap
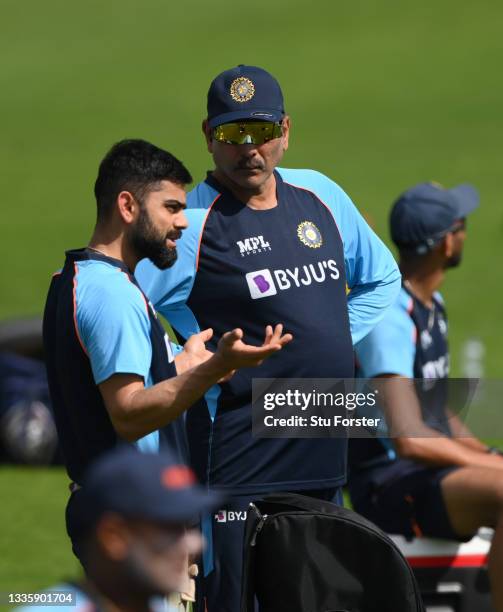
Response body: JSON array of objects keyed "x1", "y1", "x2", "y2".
[
  {"x1": 207, "y1": 65, "x2": 285, "y2": 128},
  {"x1": 390, "y1": 181, "x2": 479, "y2": 253},
  {"x1": 74, "y1": 447, "x2": 224, "y2": 535}
]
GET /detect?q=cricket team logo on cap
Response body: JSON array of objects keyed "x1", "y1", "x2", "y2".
[
  {"x1": 297, "y1": 221, "x2": 323, "y2": 249},
  {"x1": 230, "y1": 77, "x2": 255, "y2": 103}
]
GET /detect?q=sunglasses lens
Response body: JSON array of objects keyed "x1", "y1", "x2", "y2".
[
  {"x1": 450, "y1": 219, "x2": 466, "y2": 234},
  {"x1": 213, "y1": 122, "x2": 283, "y2": 145}
]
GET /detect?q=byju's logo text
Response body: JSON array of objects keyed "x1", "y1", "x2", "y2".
[
  {"x1": 246, "y1": 260, "x2": 340, "y2": 300},
  {"x1": 214, "y1": 510, "x2": 247, "y2": 523}
]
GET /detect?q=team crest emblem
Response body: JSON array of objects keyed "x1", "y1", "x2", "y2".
[
  {"x1": 230, "y1": 77, "x2": 255, "y2": 103},
  {"x1": 421, "y1": 330, "x2": 433, "y2": 350},
  {"x1": 297, "y1": 221, "x2": 323, "y2": 248},
  {"x1": 438, "y1": 316, "x2": 447, "y2": 336}
]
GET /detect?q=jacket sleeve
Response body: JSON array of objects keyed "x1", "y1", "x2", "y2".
[
  {"x1": 336, "y1": 187, "x2": 401, "y2": 344},
  {"x1": 277, "y1": 168, "x2": 401, "y2": 345},
  {"x1": 355, "y1": 293, "x2": 415, "y2": 378}
]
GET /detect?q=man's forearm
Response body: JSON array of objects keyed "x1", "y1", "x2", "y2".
[
  {"x1": 446, "y1": 411, "x2": 489, "y2": 452},
  {"x1": 102, "y1": 325, "x2": 291, "y2": 442},
  {"x1": 102, "y1": 355, "x2": 229, "y2": 442},
  {"x1": 378, "y1": 375, "x2": 503, "y2": 470},
  {"x1": 396, "y1": 434, "x2": 503, "y2": 471}
]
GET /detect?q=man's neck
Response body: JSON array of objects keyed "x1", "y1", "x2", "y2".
[
  {"x1": 400, "y1": 263, "x2": 445, "y2": 308},
  {"x1": 211, "y1": 170, "x2": 278, "y2": 210},
  {"x1": 88, "y1": 228, "x2": 138, "y2": 273}
]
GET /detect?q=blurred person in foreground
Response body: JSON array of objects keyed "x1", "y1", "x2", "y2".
[
  {"x1": 16, "y1": 447, "x2": 221, "y2": 612},
  {"x1": 42, "y1": 139, "x2": 291, "y2": 562},
  {"x1": 135, "y1": 65, "x2": 401, "y2": 611},
  {"x1": 349, "y1": 182, "x2": 503, "y2": 611}
]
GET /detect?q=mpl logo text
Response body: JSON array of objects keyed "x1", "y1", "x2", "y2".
[{"x1": 237, "y1": 235, "x2": 271, "y2": 257}]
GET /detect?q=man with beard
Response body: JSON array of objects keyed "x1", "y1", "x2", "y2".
[
  {"x1": 16, "y1": 447, "x2": 223, "y2": 612},
  {"x1": 349, "y1": 182, "x2": 503, "y2": 611},
  {"x1": 42, "y1": 139, "x2": 291, "y2": 563},
  {"x1": 135, "y1": 66, "x2": 401, "y2": 611}
]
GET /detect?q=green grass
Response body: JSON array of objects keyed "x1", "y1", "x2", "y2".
[
  {"x1": 1, "y1": 0, "x2": 502, "y2": 376},
  {"x1": 1, "y1": 0, "x2": 503, "y2": 598},
  {"x1": 0, "y1": 467, "x2": 79, "y2": 610}
]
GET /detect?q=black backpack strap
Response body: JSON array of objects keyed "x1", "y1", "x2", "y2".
[
  {"x1": 255, "y1": 492, "x2": 383, "y2": 533},
  {"x1": 240, "y1": 502, "x2": 263, "y2": 612}
]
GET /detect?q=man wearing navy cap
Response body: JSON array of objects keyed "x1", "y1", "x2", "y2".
[
  {"x1": 16, "y1": 447, "x2": 223, "y2": 612},
  {"x1": 136, "y1": 65, "x2": 401, "y2": 610},
  {"x1": 349, "y1": 182, "x2": 503, "y2": 611}
]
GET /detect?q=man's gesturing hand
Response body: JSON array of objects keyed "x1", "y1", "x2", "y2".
[
  {"x1": 175, "y1": 328, "x2": 214, "y2": 374},
  {"x1": 214, "y1": 324, "x2": 293, "y2": 371},
  {"x1": 99, "y1": 325, "x2": 292, "y2": 441}
]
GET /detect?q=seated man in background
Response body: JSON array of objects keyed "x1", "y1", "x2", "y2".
[
  {"x1": 16, "y1": 447, "x2": 222, "y2": 612},
  {"x1": 348, "y1": 182, "x2": 503, "y2": 612}
]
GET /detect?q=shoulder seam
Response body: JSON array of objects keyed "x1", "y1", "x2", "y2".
[
  {"x1": 121, "y1": 271, "x2": 149, "y2": 316},
  {"x1": 72, "y1": 262, "x2": 89, "y2": 357},
  {"x1": 282, "y1": 179, "x2": 343, "y2": 240},
  {"x1": 196, "y1": 193, "x2": 221, "y2": 271}
]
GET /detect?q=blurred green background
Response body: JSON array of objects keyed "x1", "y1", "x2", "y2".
[{"x1": 1, "y1": 0, "x2": 502, "y2": 603}]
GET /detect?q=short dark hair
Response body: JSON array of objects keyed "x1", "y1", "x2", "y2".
[{"x1": 94, "y1": 139, "x2": 192, "y2": 220}]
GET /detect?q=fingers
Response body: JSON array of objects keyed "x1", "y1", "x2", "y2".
[
  {"x1": 271, "y1": 323, "x2": 283, "y2": 342},
  {"x1": 270, "y1": 323, "x2": 286, "y2": 345},
  {"x1": 263, "y1": 324, "x2": 293, "y2": 348},
  {"x1": 263, "y1": 323, "x2": 281, "y2": 345},
  {"x1": 217, "y1": 326, "x2": 292, "y2": 371},
  {"x1": 197, "y1": 328, "x2": 214, "y2": 343},
  {"x1": 278, "y1": 332, "x2": 293, "y2": 347},
  {"x1": 221, "y1": 328, "x2": 244, "y2": 344},
  {"x1": 240, "y1": 343, "x2": 285, "y2": 367},
  {"x1": 237, "y1": 342, "x2": 283, "y2": 358}
]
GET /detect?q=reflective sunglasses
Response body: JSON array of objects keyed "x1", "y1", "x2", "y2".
[
  {"x1": 212, "y1": 121, "x2": 283, "y2": 145},
  {"x1": 413, "y1": 218, "x2": 467, "y2": 254},
  {"x1": 449, "y1": 218, "x2": 466, "y2": 234}
]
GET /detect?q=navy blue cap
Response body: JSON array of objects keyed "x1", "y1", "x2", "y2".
[
  {"x1": 390, "y1": 182, "x2": 479, "y2": 253},
  {"x1": 73, "y1": 448, "x2": 223, "y2": 535},
  {"x1": 207, "y1": 65, "x2": 285, "y2": 128}
]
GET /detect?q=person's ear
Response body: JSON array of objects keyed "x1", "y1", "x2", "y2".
[
  {"x1": 443, "y1": 233, "x2": 454, "y2": 258},
  {"x1": 117, "y1": 192, "x2": 138, "y2": 225},
  {"x1": 95, "y1": 514, "x2": 130, "y2": 561}
]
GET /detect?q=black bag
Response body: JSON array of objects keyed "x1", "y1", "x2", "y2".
[
  {"x1": 241, "y1": 493, "x2": 425, "y2": 612},
  {"x1": 0, "y1": 351, "x2": 59, "y2": 464}
]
